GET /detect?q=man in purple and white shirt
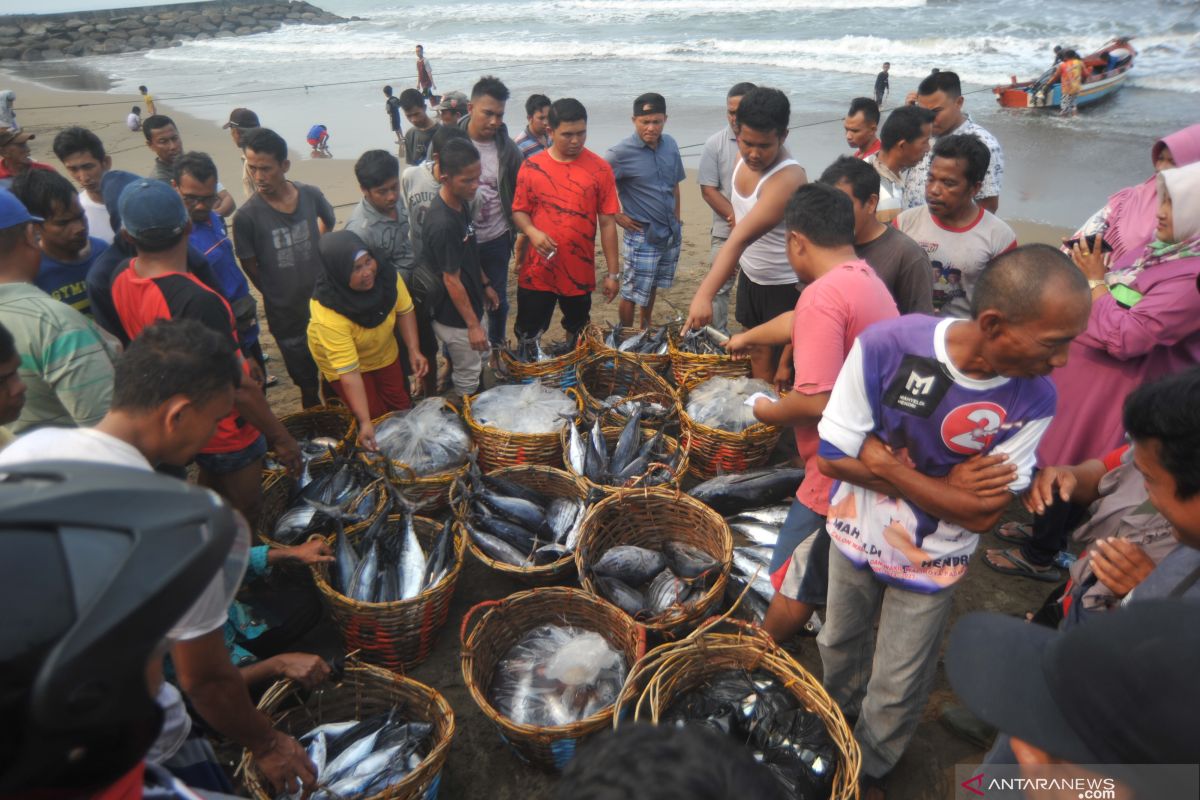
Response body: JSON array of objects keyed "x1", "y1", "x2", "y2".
[{"x1": 814, "y1": 244, "x2": 1091, "y2": 794}]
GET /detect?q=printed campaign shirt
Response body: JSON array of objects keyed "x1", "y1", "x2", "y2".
[{"x1": 817, "y1": 315, "x2": 1056, "y2": 593}]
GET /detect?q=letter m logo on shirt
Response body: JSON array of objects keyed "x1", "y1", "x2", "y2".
[{"x1": 906, "y1": 371, "x2": 935, "y2": 395}]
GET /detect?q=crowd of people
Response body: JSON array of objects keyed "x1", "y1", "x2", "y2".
[{"x1": 0, "y1": 56, "x2": 1198, "y2": 800}]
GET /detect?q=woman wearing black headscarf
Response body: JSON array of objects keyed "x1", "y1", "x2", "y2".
[{"x1": 307, "y1": 230, "x2": 428, "y2": 450}]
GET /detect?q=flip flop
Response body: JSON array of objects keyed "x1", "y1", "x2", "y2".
[
  {"x1": 994, "y1": 521, "x2": 1034, "y2": 545},
  {"x1": 983, "y1": 547, "x2": 1062, "y2": 583}
]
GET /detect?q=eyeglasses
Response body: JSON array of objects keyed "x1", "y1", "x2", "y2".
[{"x1": 181, "y1": 193, "x2": 219, "y2": 207}]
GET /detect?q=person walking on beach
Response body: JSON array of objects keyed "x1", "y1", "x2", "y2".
[
  {"x1": 699, "y1": 81, "x2": 756, "y2": 335},
  {"x1": 514, "y1": 94, "x2": 552, "y2": 159},
  {"x1": 844, "y1": 97, "x2": 881, "y2": 160},
  {"x1": 460, "y1": 75, "x2": 522, "y2": 349},
  {"x1": 138, "y1": 84, "x2": 156, "y2": 116},
  {"x1": 607, "y1": 93, "x2": 686, "y2": 329},
  {"x1": 866, "y1": 105, "x2": 934, "y2": 222},
  {"x1": 383, "y1": 85, "x2": 404, "y2": 148},
  {"x1": 400, "y1": 88, "x2": 438, "y2": 166},
  {"x1": 222, "y1": 107, "x2": 260, "y2": 200},
  {"x1": 512, "y1": 98, "x2": 620, "y2": 342},
  {"x1": 686, "y1": 86, "x2": 807, "y2": 382},
  {"x1": 894, "y1": 134, "x2": 1016, "y2": 317},
  {"x1": 144, "y1": 115, "x2": 236, "y2": 217},
  {"x1": 905, "y1": 71, "x2": 1004, "y2": 213},
  {"x1": 415, "y1": 45, "x2": 436, "y2": 101},
  {"x1": 234, "y1": 127, "x2": 335, "y2": 409},
  {"x1": 51, "y1": 126, "x2": 115, "y2": 244},
  {"x1": 874, "y1": 62, "x2": 890, "y2": 106},
  {"x1": 0, "y1": 127, "x2": 56, "y2": 190}
]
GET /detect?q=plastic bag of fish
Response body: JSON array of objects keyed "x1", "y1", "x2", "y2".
[
  {"x1": 685, "y1": 376, "x2": 778, "y2": 433},
  {"x1": 272, "y1": 457, "x2": 387, "y2": 546},
  {"x1": 375, "y1": 398, "x2": 471, "y2": 476},
  {"x1": 663, "y1": 669, "x2": 838, "y2": 799},
  {"x1": 460, "y1": 461, "x2": 588, "y2": 568},
  {"x1": 471, "y1": 382, "x2": 577, "y2": 435},
  {"x1": 488, "y1": 624, "x2": 627, "y2": 728},
  {"x1": 329, "y1": 489, "x2": 457, "y2": 604},
  {"x1": 505, "y1": 330, "x2": 578, "y2": 363},
  {"x1": 600, "y1": 395, "x2": 671, "y2": 425},
  {"x1": 566, "y1": 413, "x2": 680, "y2": 488},
  {"x1": 590, "y1": 542, "x2": 722, "y2": 622},
  {"x1": 282, "y1": 711, "x2": 434, "y2": 800},
  {"x1": 675, "y1": 326, "x2": 730, "y2": 356},
  {"x1": 602, "y1": 323, "x2": 670, "y2": 356}
]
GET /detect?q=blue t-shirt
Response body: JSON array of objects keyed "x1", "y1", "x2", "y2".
[
  {"x1": 36, "y1": 236, "x2": 108, "y2": 320},
  {"x1": 606, "y1": 132, "x2": 686, "y2": 247},
  {"x1": 189, "y1": 212, "x2": 258, "y2": 345}
]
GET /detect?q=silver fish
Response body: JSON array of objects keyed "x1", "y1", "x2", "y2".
[
  {"x1": 590, "y1": 418, "x2": 609, "y2": 476},
  {"x1": 273, "y1": 505, "x2": 316, "y2": 540},
  {"x1": 470, "y1": 528, "x2": 528, "y2": 566},
  {"x1": 730, "y1": 504, "x2": 792, "y2": 527},
  {"x1": 567, "y1": 422, "x2": 587, "y2": 475},
  {"x1": 646, "y1": 568, "x2": 690, "y2": 615},
  {"x1": 397, "y1": 500, "x2": 426, "y2": 600},
  {"x1": 547, "y1": 497, "x2": 583, "y2": 543},
  {"x1": 730, "y1": 521, "x2": 781, "y2": 547},
  {"x1": 596, "y1": 576, "x2": 646, "y2": 616},
  {"x1": 533, "y1": 543, "x2": 572, "y2": 565},
  {"x1": 609, "y1": 405, "x2": 643, "y2": 476},
  {"x1": 731, "y1": 550, "x2": 775, "y2": 599},
  {"x1": 618, "y1": 328, "x2": 646, "y2": 352},
  {"x1": 592, "y1": 545, "x2": 666, "y2": 586},
  {"x1": 300, "y1": 721, "x2": 358, "y2": 742},
  {"x1": 348, "y1": 540, "x2": 380, "y2": 602},
  {"x1": 322, "y1": 729, "x2": 380, "y2": 784},
  {"x1": 664, "y1": 541, "x2": 720, "y2": 579}
]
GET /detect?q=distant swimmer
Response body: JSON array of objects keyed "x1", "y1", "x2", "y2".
[
  {"x1": 307, "y1": 124, "x2": 331, "y2": 158},
  {"x1": 874, "y1": 62, "x2": 890, "y2": 106}
]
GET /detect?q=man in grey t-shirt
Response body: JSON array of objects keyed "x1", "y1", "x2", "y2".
[{"x1": 698, "y1": 82, "x2": 755, "y2": 334}]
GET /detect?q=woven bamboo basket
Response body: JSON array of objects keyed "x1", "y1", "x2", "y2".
[
  {"x1": 575, "y1": 488, "x2": 731, "y2": 637},
  {"x1": 559, "y1": 424, "x2": 689, "y2": 493},
  {"x1": 613, "y1": 616, "x2": 861, "y2": 800},
  {"x1": 678, "y1": 371, "x2": 783, "y2": 481},
  {"x1": 667, "y1": 330, "x2": 751, "y2": 385},
  {"x1": 498, "y1": 333, "x2": 590, "y2": 390},
  {"x1": 462, "y1": 388, "x2": 582, "y2": 472},
  {"x1": 583, "y1": 323, "x2": 672, "y2": 375},
  {"x1": 313, "y1": 514, "x2": 466, "y2": 671},
  {"x1": 256, "y1": 460, "x2": 389, "y2": 548},
  {"x1": 262, "y1": 405, "x2": 358, "y2": 480},
  {"x1": 574, "y1": 351, "x2": 681, "y2": 430},
  {"x1": 460, "y1": 586, "x2": 647, "y2": 771},
  {"x1": 365, "y1": 400, "x2": 473, "y2": 513},
  {"x1": 241, "y1": 661, "x2": 454, "y2": 800},
  {"x1": 448, "y1": 465, "x2": 590, "y2": 586}
]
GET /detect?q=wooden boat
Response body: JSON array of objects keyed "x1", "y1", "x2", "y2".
[{"x1": 994, "y1": 38, "x2": 1136, "y2": 110}]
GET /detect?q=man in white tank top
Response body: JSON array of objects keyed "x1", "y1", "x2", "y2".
[{"x1": 686, "y1": 87, "x2": 807, "y2": 382}]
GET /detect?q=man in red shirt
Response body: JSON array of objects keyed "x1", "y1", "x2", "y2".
[
  {"x1": 844, "y1": 97, "x2": 882, "y2": 160},
  {"x1": 109, "y1": 178, "x2": 300, "y2": 519},
  {"x1": 0, "y1": 127, "x2": 56, "y2": 190},
  {"x1": 511, "y1": 98, "x2": 620, "y2": 341}
]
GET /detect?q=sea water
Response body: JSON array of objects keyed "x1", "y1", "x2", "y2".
[{"x1": 27, "y1": 0, "x2": 1200, "y2": 225}]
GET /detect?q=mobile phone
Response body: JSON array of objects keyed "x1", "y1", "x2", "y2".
[{"x1": 1064, "y1": 234, "x2": 1114, "y2": 253}]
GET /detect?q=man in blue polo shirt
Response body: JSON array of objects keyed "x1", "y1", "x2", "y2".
[
  {"x1": 606, "y1": 93, "x2": 686, "y2": 328},
  {"x1": 172, "y1": 151, "x2": 268, "y2": 380}
]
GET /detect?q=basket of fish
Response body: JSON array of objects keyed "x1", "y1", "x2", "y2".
[
  {"x1": 450, "y1": 462, "x2": 591, "y2": 586},
  {"x1": 313, "y1": 489, "x2": 466, "y2": 671},
  {"x1": 371, "y1": 398, "x2": 473, "y2": 512},
  {"x1": 679, "y1": 374, "x2": 784, "y2": 480},
  {"x1": 667, "y1": 326, "x2": 751, "y2": 385},
  {"x1": 574, "y1": 351, "x2": 680, "y2": 430},
  {"x1": 561, "y1": 416, "x2": 688, "y2": 492},
  {"x1": 241, "y1": 660, "x2": 454, "y2": 800},
  {"x1": 460, "y1": 586, "x2": 646, "y2": 771},
  {"x1": 574, "y1": 488, "x2": 731, "y2": 637},
  {"x1": 257, "y1": 455, "x2": 389, "y2": 548},
  {"x1": 586, "y1": 322, "x2": 672, "y2": 374},
  {"x1": 498, "y1": 329, "x2": 590, "y2": 390},
  {"x1": 462, "y1": 382, "x2": 581, "y2": 472},
  {"x1": 613, "y1": 617, "x2": 860, "y2": 800},
  {"x1": 276, "y1": 404, "x2": 358, "y2": 463}
]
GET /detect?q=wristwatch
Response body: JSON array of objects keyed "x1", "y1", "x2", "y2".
[{"x1": 606, "y1": 273, "x2": 619, "y2": 280}]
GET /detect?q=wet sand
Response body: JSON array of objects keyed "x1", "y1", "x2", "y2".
[{"x1": 4, "y1": 68, "x2": 1064, "y2": 799}]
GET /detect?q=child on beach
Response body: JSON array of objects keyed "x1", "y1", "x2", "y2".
[{"x1": 306, "y1": 124, "x2": 331, "y2": 158}]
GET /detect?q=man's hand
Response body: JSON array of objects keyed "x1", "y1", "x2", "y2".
[
  {"x1": 408, "y1": 351, "x2": 430, "y2": 381},
  {"x1": 357, "y1": 420, "x2": 378, "y2": 452},
  {"x1": 484, "y1": 287, "x2": 500, "y2": 312},
  {"x1": 685, "y1": 293, "x2": 714, "y2": 331},
  {"x1": 246, "y1": 359, "x2": 266, "y2": 388},
  {"x1": 1022, "y1": 465, "x2": 1077, "y2": 514},
  {"x1": 615, "y1": 213, "x2": 643, "y2": 233},
  {"x1": 905, "y1": 90, "x2": 918, "y2": 105},
  {"x1": 946, "y1": 452, "x2": 1017, "y2": 498},
  {"x1": 528, "y1": 228, "x2": 557, "y2": 258},
  {"x1": 467, "y1": 323, "x2": 489, "y2": 352},
  {"x1": 278, "y1": 537, "x2": 334, "y2": 566},
  {"x1": 252, "y1": 729, "x2": 317, "y2": 795},
  {"x1": 274, "y1": 653, "x2": 332, "y2": 689},
  {"x1": 602, "y1": 275, "x2": 619, "y2": 303},
  {"x1": 725, "y1": 333, "x2": 752, "y2": 357},
  {"x1": 858, "y1": 435, "x2": 899, "y2": 474},
  {"x1": 271, "y1": 431, "x2": 303, "y2": 474},
  {"x1": 773, "y1": 358, "x2": 793, "y2": 394},
  {"x1": 1090, "y1": 538, "x2": 1156, "y2": 598}
]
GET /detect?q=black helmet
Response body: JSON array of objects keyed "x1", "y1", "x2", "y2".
[{"x1": 0, "y1": 462, "x2": 241, "y2": 794}]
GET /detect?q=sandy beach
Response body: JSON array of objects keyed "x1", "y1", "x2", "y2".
[{"x1": 2, "y1": 69, "x2": 1072, "y2": 799}]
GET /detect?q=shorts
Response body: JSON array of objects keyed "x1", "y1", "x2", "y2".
[
  {"x1": 194, "y1": 434, "x2": 267, "y2": 476},
  {"x1": 769, "y1": 501, "x2": 830, "y2": 605},
  {"x1": 620, "y1": 229, "x2": 681, "y2": 307},
  {"x1": 734, "y1": 270, "x2": 800, "y2": 329}
]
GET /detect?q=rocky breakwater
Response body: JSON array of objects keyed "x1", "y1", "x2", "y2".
[{"x1": 0, "y1": 0, "x2": 348, "y2": 62}]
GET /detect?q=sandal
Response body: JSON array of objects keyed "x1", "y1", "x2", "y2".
[
  {"x1": 983, "y1": 547, "x2": 1062, "y2": 583},
  {"x1": 994, "y1": 521, "x2": 1034, "y2": 545}
]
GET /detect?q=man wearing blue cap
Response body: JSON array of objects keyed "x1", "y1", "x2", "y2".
[{"x1": 108, "y1": 178, "x2": 300, "y2": 520}]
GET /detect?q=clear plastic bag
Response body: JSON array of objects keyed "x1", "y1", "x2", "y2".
[
  {"x1": 376, "y1": 398, "x2": 471, "y2": 475},
  {"x1": 472, "y1": 382, "x2": 576, "y2": 434},
  {"x1": 685, "y1": 376, "x2": 777, "y2": 433}
]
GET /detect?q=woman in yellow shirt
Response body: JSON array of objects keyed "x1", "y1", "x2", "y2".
[{"x1": 308, "y1": 230, "x2": 428, "y2": 450}]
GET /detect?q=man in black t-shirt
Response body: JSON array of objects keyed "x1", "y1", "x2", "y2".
[
  {"x1": 421, "y1": 138, "x2": 498, "y2": 399},
  {"x1": 384, "y1": 85, "x2": 403, "y2": 148},
  {"x1": 874, "y1": 62, "x2": 890, "y2": 106}
]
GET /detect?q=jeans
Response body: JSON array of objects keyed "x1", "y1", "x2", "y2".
[
  {"x1": 818, "y1": 544, "x2": 957, "y2": 779},
  {"x1": 478, "y1": 231, "x2": 513, "y2": 347},
  {"x1": 709, "y1": 236, "x2": 738, "y2": 335}
]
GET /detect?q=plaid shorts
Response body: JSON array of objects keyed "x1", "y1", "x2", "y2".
[{"x1": 620, "y1": 229, "x2": 681, "y2": 307}]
